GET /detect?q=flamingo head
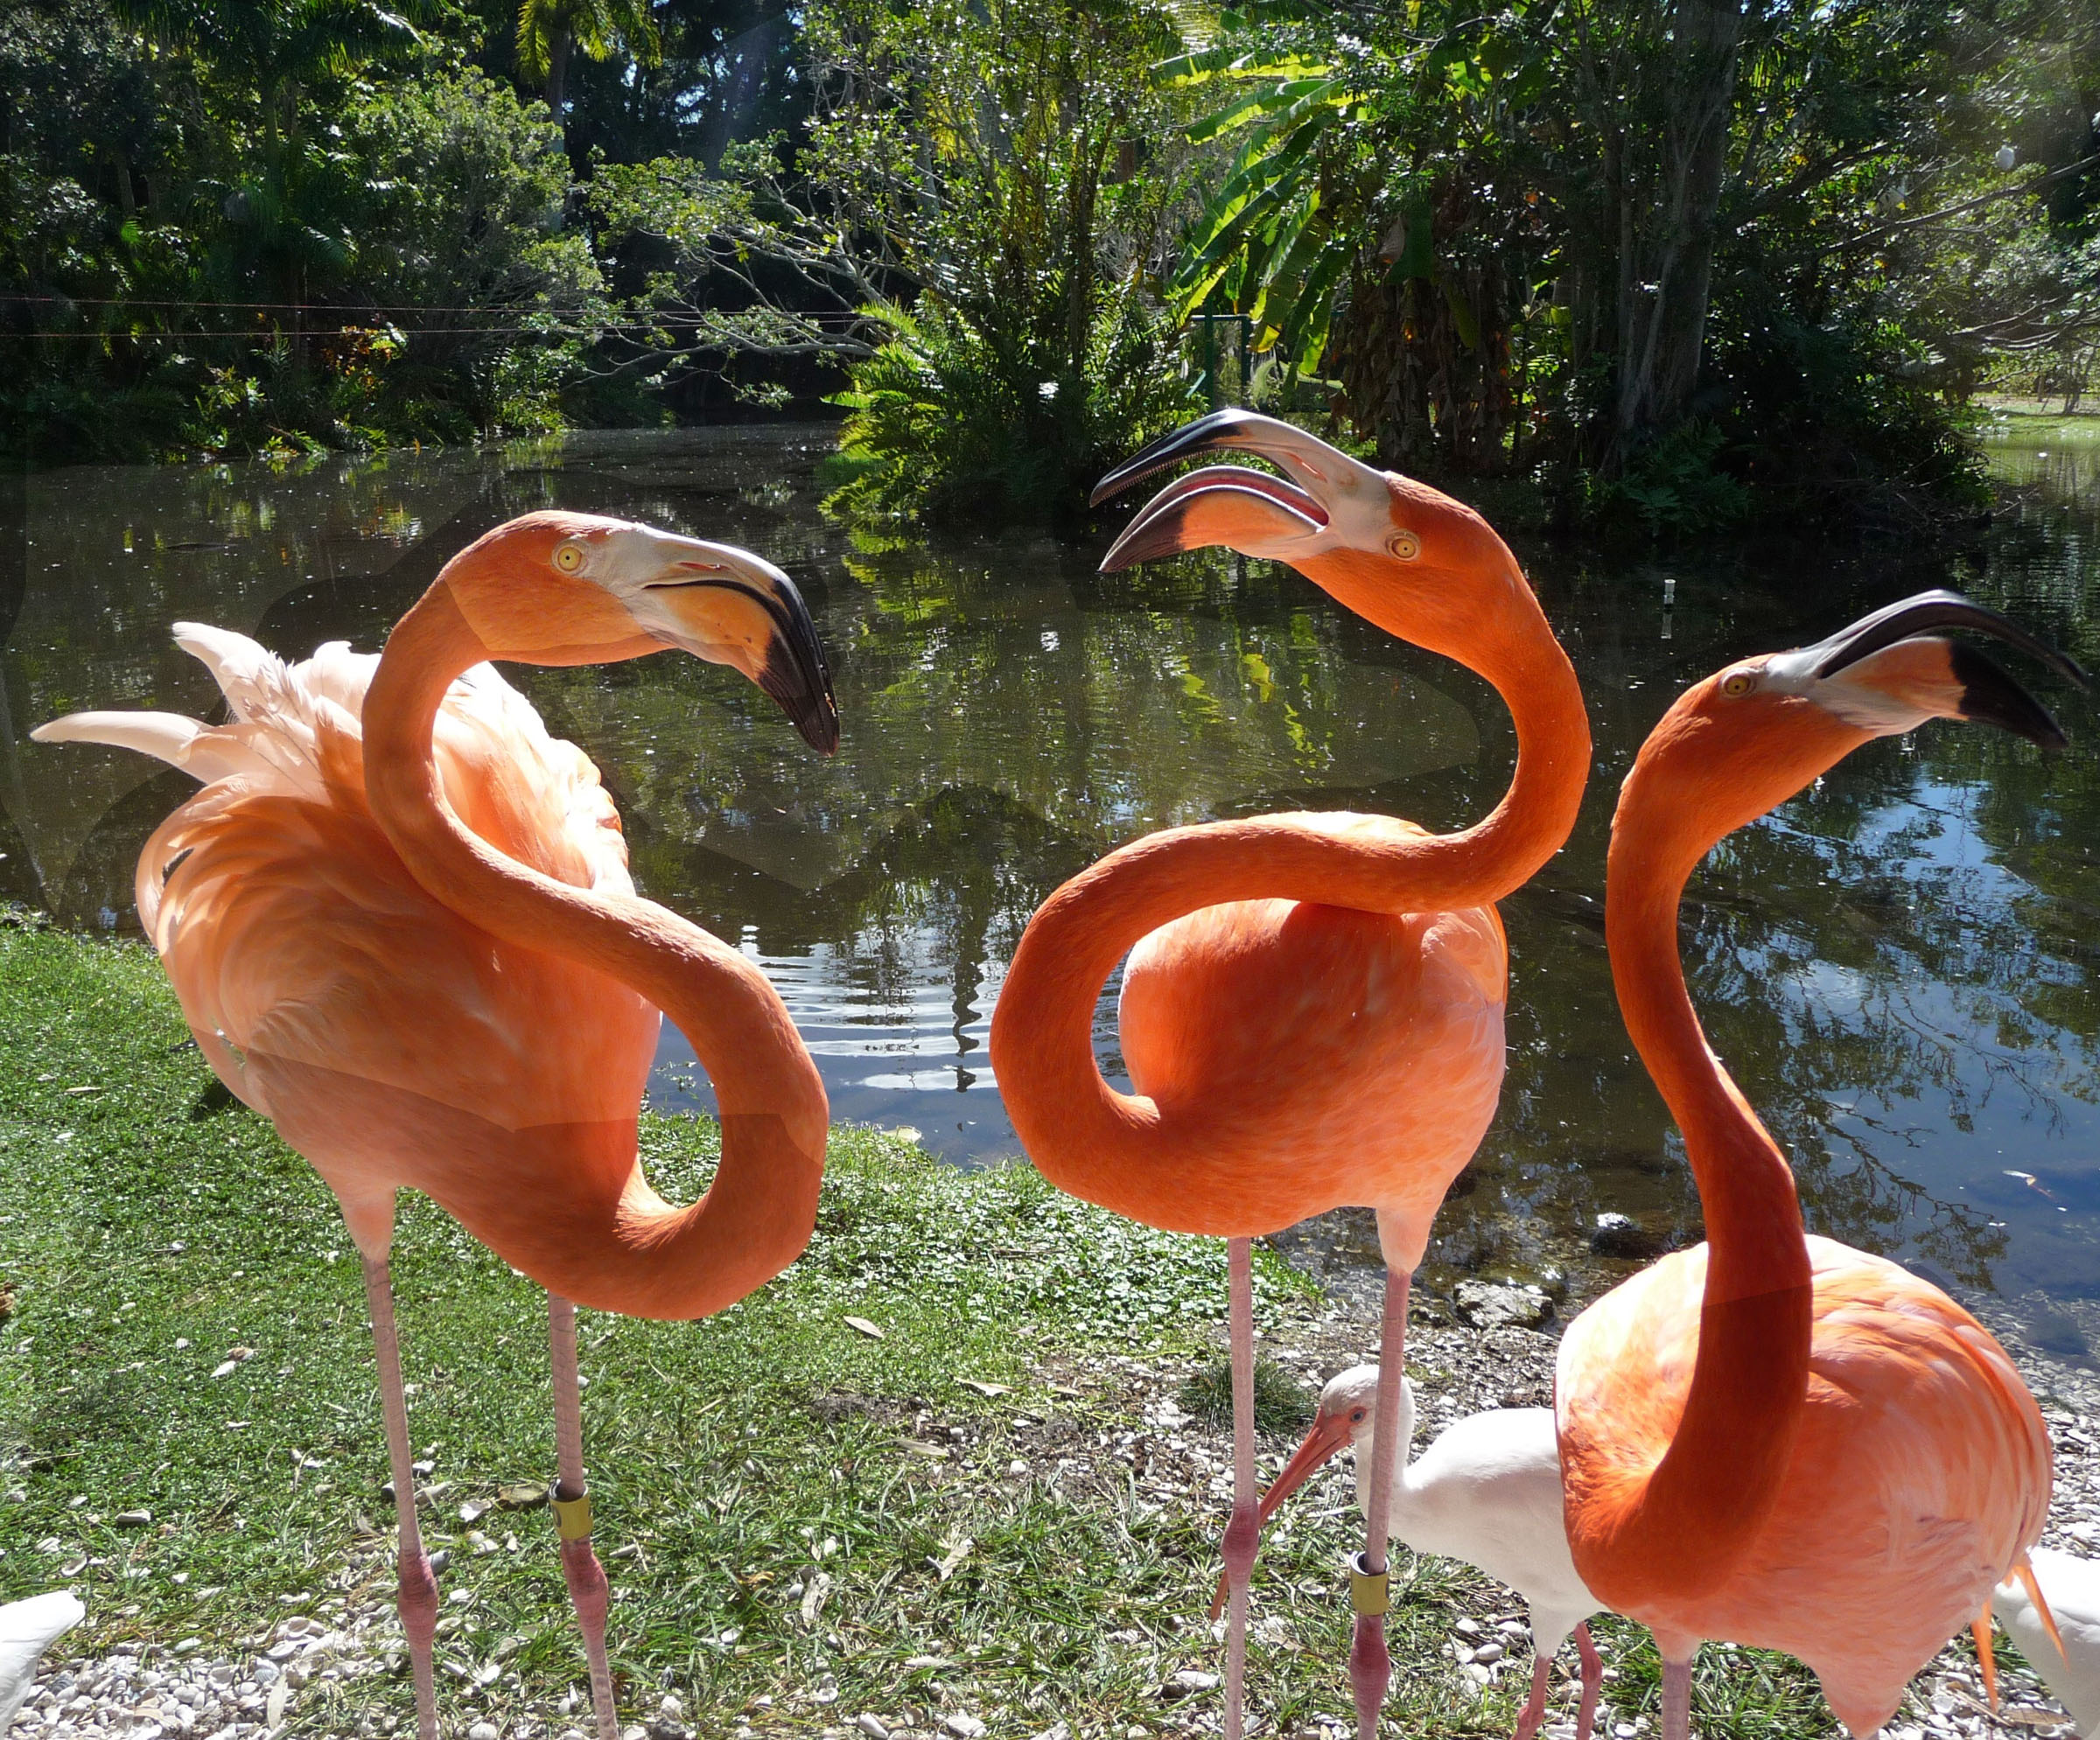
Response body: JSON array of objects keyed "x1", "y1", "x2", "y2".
[
  {"x1": 442, "y1": 511, "x2": 838, "y2": 753},
  {"x1": 1621, "y1": 590, "x2": 2087, "y2": 868},
  {"x1": 1093, "y1": 411, "x2": 1529, "y2": 665}
]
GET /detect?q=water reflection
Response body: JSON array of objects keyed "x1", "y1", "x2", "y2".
[{"x1": 3, "y1": 423, "x2": 2096, "y2": 1337}]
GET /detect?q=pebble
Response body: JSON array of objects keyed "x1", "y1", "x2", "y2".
[
  {"x1": 1452, "y1": 1280, "x2": 1554, "y2": 1330},
  {"x1": 1589, "y1": 1212, "x2": 1666, "y2": 1261}
]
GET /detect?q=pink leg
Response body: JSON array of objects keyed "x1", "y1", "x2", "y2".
[
  {"x1": 362, "y1": 1256, "x2": 438, "y2": 1740},
  {"x1": 1351, "y1": 1268, "x2": 1410, "y2": 1740},
  {"x1": 1512, "y1": 1648, "x2": 1553, "y2": 1740},
  {"x1": 1222, "y1": 1238, "x2": 1259, "y2": 1740},
  {"x1": 1573, "y1": 1623, "x2": 1603, "y2": 1740},
  {"x1": 1661, "y1": 1653, "x2": 1693, "y2": 1740},
  {"x1": 550, "y1": 1296, "x2": 619, "y2": 1740}
]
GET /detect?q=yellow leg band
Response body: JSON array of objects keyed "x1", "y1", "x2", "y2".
[
  {"x1": 1348, "y1": 1552, "x2": 1390, "y2": 1618},
  {"x1": 551, "y1": 1489, "x2": 592, "y2": 1541}
]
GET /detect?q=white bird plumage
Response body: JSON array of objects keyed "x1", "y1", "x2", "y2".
[
  {"x1": 1238, "y1": 1365, "x2": 1605, "y2": 1740},
  {"x1": 1998, "y1": 1546, "x2": 2099, "y2": 1737},
  {"x1": 0, "y1": 1591, "x2": 84, "y2": 1729}
]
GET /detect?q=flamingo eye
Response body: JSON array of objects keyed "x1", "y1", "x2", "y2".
[
  {"x1": 553, "y1": 542, "x2": 585, "y2": 575},
  {"x1": 1721, "y1": 671, "x2": 1755, "y2": 697},
  {"x1": 1387, "y1": 530, "x2": 1421, "y2": 561}
]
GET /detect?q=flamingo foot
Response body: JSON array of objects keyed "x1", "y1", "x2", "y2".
[
  {"x1": 1660, "y1": 1654, "x2": 1693, "y2": 1740},
  {"x1": 1511, "y1": 1650, "x2": 1552, "y2": 1740},
  {"x1": 1573, "y1": 1623, "x2": 1603, "y2": 1740},
  {"x1": 1350, "y1": 1611, "x2": 1391, "y2": 1740}
]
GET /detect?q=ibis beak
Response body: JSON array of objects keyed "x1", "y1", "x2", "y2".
[{"x1": 1205, "y1": 1408, "x2": 1356, "y2": 1620}]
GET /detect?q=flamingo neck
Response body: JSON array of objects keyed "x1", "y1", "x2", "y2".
[
  {"x1": 1565, "y1": 803, "x2": 1815, "y2": 1610},
  {"x1": 360, "y1": 579, "x2": 827, "y2": 1319},
  {"x1": 987, "y1": 583, "x2": 1587, "y2": 1237}
]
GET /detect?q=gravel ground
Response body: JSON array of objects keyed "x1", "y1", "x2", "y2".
[{"x1": 7, "y1": 1247, "x2": 2096, "y2": 1740}]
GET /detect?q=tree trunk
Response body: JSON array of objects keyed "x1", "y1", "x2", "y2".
[
  {"x1": 546, "y1": 31, "x2": 572, "y2": 131},
  {"x1": 1615, "y1": 0, "x2": 1745, "y2": 438}
]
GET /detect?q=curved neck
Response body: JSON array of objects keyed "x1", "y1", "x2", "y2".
[
  {"x1": 988, "y1": 579, "x2": 1588, "y2": 1234},
  {"x1": 1568, "y1": 799, "x2": 1814, "y2": 1610},
  {"x1": 361, "y1": 580, "x2": 827, "y2": 1319}
]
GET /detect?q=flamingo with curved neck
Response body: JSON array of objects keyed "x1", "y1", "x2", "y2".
[
  {"x1": 35, "y1": 511, "x2": 838, "y2": 1739},
  {"x1": 1563, "y1": 592, "x2": 2075, "y2": 1739},
  {"x1": 990, "y1": 411, "x2": 1589, "y2": 1739}
]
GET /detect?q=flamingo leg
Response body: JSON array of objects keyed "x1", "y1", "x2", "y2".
[
  {"x1": 550, "y1": 1296, "x2": 619, "y2": 1740},
  {"x1": 1222, "y1": 1237, "x2": 1259, "y2": 1740},
  {"x1": 1573, "y1": 1623, "x2": 1603, "y2": 1740},
  {"x1": 1350, "y1": 1268, "x2": 1410, "y2": 1740},
  {"x1": 1660, "y1": 1653, "x2": 1693, "y2": 1740},
  {"x1": 1511, "y1": 1646, "x2": 1553, "y2": 1740},
  {"x1": 362, "y1": 1255, "x2": 439, "y2": 1740}
]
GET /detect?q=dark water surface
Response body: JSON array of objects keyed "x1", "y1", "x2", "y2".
[{"x1": 4, "y1": 423, "x2": 2097, "y2": 1342}]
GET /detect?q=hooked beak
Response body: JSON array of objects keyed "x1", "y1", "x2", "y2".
[
  {"x1": 633, "y1": 542, "x2": 840, "y2": 754},
  {"x1": 1099, "y1": 466, "x2": 1326, "y2": 573},
  {"x1": 1786, "y1": 590, "x2": 2089, "y2": 750},
  {"x1": 1091, "y1": 409, "x2": 1355, "y2": 507},
  {"x1": 1095, "y1": 411, "x2": 1383, "y2": 575},
  {"x1": 1204, "y1": 1409, "x2": 1355, "y2": 1621}
]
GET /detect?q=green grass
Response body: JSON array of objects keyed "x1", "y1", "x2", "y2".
[
  {"x1": 1176, "y1": 1357, "x2": 1315, "y2": 1437},
  {"x1": 0, "y1": 914, "x2": 1876, "y2": 1739}
]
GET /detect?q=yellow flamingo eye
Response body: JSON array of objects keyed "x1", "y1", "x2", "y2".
[
  {"x1": 1388, "y1": 530, "x2": 1422, "y2": 561},
  {"x1": 553, "y1": 542, "x2": 584, "y2": 575},
  {"x1": 1721, "y1": 672, "x2": 1755, "y2": 697}
]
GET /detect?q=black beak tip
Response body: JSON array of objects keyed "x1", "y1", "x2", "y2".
[
  {"x1": 1090, "y1": 409, "x2": 1268, "y2": 506},
  {"x1": 1950, "y1": 642, "x2": 2069, "y2": 750}
]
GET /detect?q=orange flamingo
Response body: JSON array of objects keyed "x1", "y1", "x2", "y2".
[
  {"x1": 1562, "y1": 591, "x2": 2076, "y2": 1740},
  {"x1": 33, "y1": 513, "x2": 838, "y2": 1740},
  {"x1": 990, "y1": 411, "x2": 1590, "y2": 1739}
]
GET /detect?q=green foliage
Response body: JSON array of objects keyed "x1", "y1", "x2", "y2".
[
  {"x1": 825, "y1": 285, "x2": 1192, "y2": 526},
  {"x1": 337, "y1": 66, "x2": 606, "y2": 438},
  {"x1": 1158, "y1": 0, "x2": 2087, "y2": 536},
  {"x1": 589, "y1": 0, "x2": 1208, "y2": 524},
  {"x1": 0, "y1": 0, "x2": 609, "y2": 462}
]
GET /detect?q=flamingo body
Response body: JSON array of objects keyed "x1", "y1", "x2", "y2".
[
  {"x1": 1118, "y1": 889, "x2": 1507, "y2": 1253},
  {"x1": 40, "y1": 629, "x2": 666, "y2": 1296},
  {"x1": 35, "y1": 512, "x2": 843, "y2": 1738},
  {"x1": 1559, "y1": 1233, "x2": 2051, "y2": 1733},
  {"x1": 1999, "y1": 1547, "x2": 2100, "y2": 1736}
]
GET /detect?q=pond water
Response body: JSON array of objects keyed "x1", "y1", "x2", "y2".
[{"x1": 4, "y1": 422, "x2": 2097, "y2": 1346}]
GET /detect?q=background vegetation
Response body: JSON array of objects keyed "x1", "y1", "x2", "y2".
[{"x1": 1, "y1": 0, "x2": 2095, "y2": 532}]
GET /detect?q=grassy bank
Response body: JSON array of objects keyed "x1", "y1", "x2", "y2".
[{"x1": 0, "y1": 915, "x2": 1858, "y2": 1739}]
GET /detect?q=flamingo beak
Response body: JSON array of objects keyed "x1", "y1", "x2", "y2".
[
  {"x1": 1099, "y1": 467, "x2": 1328, "y2": 573},
  {"x1": 1774, "y1": 590, "x2": 2089, "y2": 750},
  {"x1": 632, "y1": 544, "x2": 840, "y2": 754},
  {"x1": 1091, "y1": 409, "x2": 1356, "y2": 507},
  {"x1": 1205, "y1": 1408, "x2": 1355, "y2": 1620}
]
